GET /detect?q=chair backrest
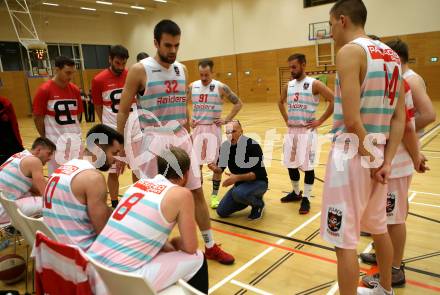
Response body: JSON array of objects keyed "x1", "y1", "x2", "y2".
[
  {"x1": 17, "y1": 209, "x2": 58, "y2": 242},
  {"x1": 87, "y1": 255, "x2": 157, "y2": 295},
  {"x1": 0, "y1": 192, "x2": 34, "y2": 245}
]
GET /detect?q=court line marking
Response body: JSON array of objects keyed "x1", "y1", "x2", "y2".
[
  {"x1": 411, "y1": 201, "x2": 440, "y2": 209},
  {"x1": 208, "y1": 212, "x2": 321, "y2": 294},
  {"x1": 230, "y1": 280, "x2": 273, "y2": 295},
  {"x1": 410, "y1": 190, "x2": 440, "y2": 196}
]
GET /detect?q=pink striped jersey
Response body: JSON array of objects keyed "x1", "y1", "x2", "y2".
[
  {"x1": 0, "y1": 150, "x2": 33, "y2": 200},
  {"x1": 191, "y1": 79, "x2": 223, "y2": 125},
  {"x1": 331, "y1": 37, "x2": 402, "y2": 139},
  {"x1": 32, "y1": 80, "x2": 82, "y2": 143},
  {"x1": 137, "y1": 57, "x2": 187, "y2": 132},
  {"x1": 390, "y1": 79, "x2": 416, "y2": 178},
  {"x1": 87, "y1": 174, "x2": 176, "y2": 272},
  {"x1": 42, "y1": 159, "x2": 97, "y2": 251},
  {"x1": 287, "y1": 76, "x2": 319, "y2": 126},
  {"x1": 91, "y1": 69, "x2": 137, "y2": 129}
]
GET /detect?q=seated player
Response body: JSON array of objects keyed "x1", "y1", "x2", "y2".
[
  {"x1": 88, "y1": 147, "x2": 208, "y2": 293},
  {"x1": 43, "y1": 124, "x2": 123, "y2": 251},
  {"x1": 0, "y1": 137, "x2": 55, "y2": 223}
]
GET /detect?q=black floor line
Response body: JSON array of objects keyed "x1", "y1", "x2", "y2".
[
  {"x1": 407, "y1": 212, "x2": 440, "y2": 224},
  {"x1": 403, "y1": 251, "x2": 440, "y2": 264},
  {"x1": 295, "y1": 280, "x2": 336, "y2": 295},
  {"x1": 405, "y1": 266, "x2": 440, "y2": 279}
]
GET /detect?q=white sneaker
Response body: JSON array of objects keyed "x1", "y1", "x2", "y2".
[{"x1": 357, "y1": 282, "x2": 394, "y2": 295}]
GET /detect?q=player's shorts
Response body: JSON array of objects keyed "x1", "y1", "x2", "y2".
[
  {"x1": 191, "y1": 124, "x2": 222, "y2": 165},
  {"x1": 127, "y1": 128, "x2": 201, "y2": 191},
  {"x1": 320, "y1": 147, "x2": 387, "y2": 250},
  {"x1": 134, "y1": 249, "x2": 204, "y2": 292},
  {"x1": 283, "y1": 126, "x2": 317, "y2": 171},
  {"x1": 386, "y1": 175, "x2": 412, "y2": 225},
  {"x1": 0, "y1": 194, "x2": 42, "y2": 224}
]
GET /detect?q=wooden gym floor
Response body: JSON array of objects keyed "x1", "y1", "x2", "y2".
[{"x1": 1, "y1": 101, "x2": 439, "y2": 294}]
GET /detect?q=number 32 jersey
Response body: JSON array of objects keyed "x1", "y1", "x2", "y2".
[{"x1": 331, "y1": 37, "x2": 402, "y2": 139}]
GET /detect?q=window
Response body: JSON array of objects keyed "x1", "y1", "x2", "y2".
[
  {"x1": 0, "y1": 42, "x2": 23, "y2": 71},
  {"x1": 82, "y1": 44, "x2": 110, "y2": 69},
  {"x1": 304, "y1": 0, "x2": 337, "y2": 8}
]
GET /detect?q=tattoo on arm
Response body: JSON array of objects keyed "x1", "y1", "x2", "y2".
[{"x1": 222, "y1": 85, "x2": 239, "y2": 104}]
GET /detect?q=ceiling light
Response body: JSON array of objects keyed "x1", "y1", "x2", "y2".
[
  {"x1": 80, "y1": 6, "x2": 96, "y2": 11},
  {"x1": 96, "y1": 1, "x2": 112, "y2": 5},
  {"x1": 42, "y1": 2, "x2": 59, "y2": 6},
  {"x1": 114, "y1": 11, "x2": 128, "y2": 15},
  {"x1": 154, "y1": 0, "x2": 167, "y2": 3},
  {"x1": 130, "y1": 5, "x2": 145, "y2": 10}
]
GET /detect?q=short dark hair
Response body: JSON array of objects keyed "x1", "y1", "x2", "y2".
[
  {"x1": 55, "y1": 56, "x2": 75, "y2": 69},
  {"x1": 288, "y1": 53, "x2": 306, "y2": 64},
  {"x1": 136, "y1": 52, "x2": 149, "y2": 62},
  {"x1": 330, "y1": 0, "x2": 367, "y2": 27},
  {"x1": 154, "y1": 19, "x2": 181, "y2": 43},
  {"x1": 109, "y1": 45, "x2": 129, "y2": 60},
  {"x1": 86, "y1": 124, "x2": 124, "y2": 151},
  {"x1": 32, "y1": 137, "x2": 56, "y2": 151},
  {"x1": 157, "y1": 146, "x2": 190, "y2": 180},
  {"x1": 386, "y1": 39, "x2": 409, "y2": 64},
  {"x1": 198, "y1": 59, "x2": 214, "y2": 71},
  {"x1": 368, "y1": 34, "x2": 381, "y2": 41}
]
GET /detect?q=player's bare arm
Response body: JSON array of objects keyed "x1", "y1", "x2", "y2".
[
  {"x1": 220, "y1": 84, "x2": 243, "y2": 125},
  {"x1": 23, "y1": 157, "x2": 47, "y2": 196},
  {"x1": 407, "y1": 75, "x2": 436, "y2": 131},
  {"x1": 117, "y1": 62, "x2": 146, "y2": 135},
  {"x1": 91, "y1": 78, "x2": 103, "y2": 123},
  {"x1": 277, "y1": 84, "x2": 289, "y2": 125},
  {"x1": 183, "y1": 65, "x2": 191, "y2": 132},
  {"x1": 33, "y1": 116, "x2": 45, "y2": 137},
  {"x1": 306, "y1": 80, "x2": 334, "y2": 129}
]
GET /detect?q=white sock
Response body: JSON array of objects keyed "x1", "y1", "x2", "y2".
[
  {"x1": 201, "y1": 230, "x2": 215, "y2": 248},
  {"x1": 291, "y1": 180, "x2": 300, "y2": 194},
  {"x1": 303, "y1": 184, "x2": 313, "y2": 199}
]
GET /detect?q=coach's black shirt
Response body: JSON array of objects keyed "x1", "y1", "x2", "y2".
[{"x1": 218, "y1": 135, "x2": 268, "y2": 186}]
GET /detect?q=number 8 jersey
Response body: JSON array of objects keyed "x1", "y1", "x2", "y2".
[
  {"x1": 331, "y1": 37, "x2": 402, "y2": 139},
  {"x1": 88, "y1": 175, "x2": 176, "y2": 271}
]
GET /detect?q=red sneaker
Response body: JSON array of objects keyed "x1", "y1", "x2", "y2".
[{"x1": 205, "y1": 244, "x2": 235, "y2": 265}]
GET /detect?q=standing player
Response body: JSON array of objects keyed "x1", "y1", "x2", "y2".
[
  {"x1": 386, "y1": 39, "x2": 436, "y2": 135},
  {"x1": 320, "y1": 1, "x2": 407, "y2": 294},
  {"x1": 92, "y1": 45, "x2": 138, "y2": 208},
  {"x1": 278, "y1": 53, "x2": 334, "y2": 214},
  {"x1": 189, "y1": 59, "x2": 243, "y2": 209},
  {"x1": 136, "y1": 52, "x2": 149, "y2": 62},
  {"x1": 33, "y1": 56, "x2": 83, "y2": 175},
  {"x1": 0, "y1": 137, "x2": 55, "y2": 223},
  {"x1": 43, "y1": 124, "x2": 122, "y2": 251},
  {"x1": 117, "y1": 19, "x2": 234, "y2": 264}
]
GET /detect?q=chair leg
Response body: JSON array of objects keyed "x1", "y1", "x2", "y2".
[{"x1": 24, "y1": 245, "x2": 30, "y2": 295}]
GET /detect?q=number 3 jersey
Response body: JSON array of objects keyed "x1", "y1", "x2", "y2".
[
  {"x1": 42, "y1": 159, "x2": 97, "y2": 251},
  {"x1": 91, "y1": 68, "x2": 137, "y2": 129},
  {"x1": 331, "y1": 37, "x2": 402, "y2": 140},
  {"x1": 88, "y1": 174, "x2": 176, "y2": 271},
  {"x1": 32, "y1": 80, "x2": 83, "y2": 142}
]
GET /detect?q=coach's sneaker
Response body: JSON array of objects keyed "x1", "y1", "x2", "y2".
[
  {"x1": 357, "y1": 282, "x2": 394, "y2": 295},
  {"x1": 210, "y1": 195, "x2": 220, "y2": 209},
  {"x1": 248, "y1": 203, "x2": 265, "y2": 220},
  {"x1": 362, "y1": 266, "x2": 406, "y2": 288},
  {"x1": 299, "y1": 197, "x2": 310, "y2": 214},
  {"x1": 281, "y1": 191, "x2": 302, "y2": 202},
  {"x1": 360, "y1": 252, "x2": 377, "y2": 264},
  {"x1": 205, "y1": 244, "x2": 235, "y2": 265},
  {"x1": 361, "y1": 231, "x2": 372, "y2": 237}
]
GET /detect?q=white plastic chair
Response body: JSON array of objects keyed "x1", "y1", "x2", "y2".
[
  {"x1": 17, "y1": 209, "x2": 58, "y2": 243},
  {"x1": 87, "y1": 255, "x2": 205, "y2": 295}
]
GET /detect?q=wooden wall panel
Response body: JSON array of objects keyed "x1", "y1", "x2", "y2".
[
  {"x1": 82, "y1": 69, "x2": 103, "y2": 94},
  {"x1": 0, "y1": 71, "x2": 31, "y2": 118}
]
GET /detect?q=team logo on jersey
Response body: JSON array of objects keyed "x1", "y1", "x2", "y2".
[
  {"x1": 327, "y1": 207, "x2": 342, "y2": 232},
  {"x1": 303, "y1": 82, "x2": 310, "y2": 90},
  {"x1": 174, "y1": 66, "x2": 180, "y2": 76},
  {"x1": 54, "y1": 165, "x2": 79, "y2": 175},
  {"x1": 294, "y1": 92, "x2": 300, "y2": 101},
  {"x1": 386, "y1": 192, "x2": 396, "y2": 214},
  {"x1": 209, "y1": 84, "x2": 215, "y2": 92}
]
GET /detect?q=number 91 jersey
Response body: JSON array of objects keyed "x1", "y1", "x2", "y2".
[{"x1": 331, "y1": 37, "x2": 402, "y2": 139}]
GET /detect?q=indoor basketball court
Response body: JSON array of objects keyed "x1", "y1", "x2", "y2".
[{"x1": 0, "y1": 0, "x2": 439, "y2": 294}]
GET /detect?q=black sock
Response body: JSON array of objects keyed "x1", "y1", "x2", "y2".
[
  {"x1": 111, "y1": 200, "x2": 119, "y2": 208},
  {"x1": 187, "y1": 256, "x2": 209, "y2": 293},
  {"x1": 212, "y1": 180, "x2": 221, "y2": 195}
]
